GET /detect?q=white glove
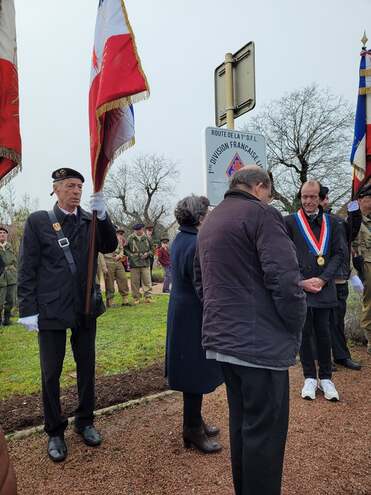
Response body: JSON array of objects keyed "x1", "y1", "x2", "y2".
[
  {"x1": 350, "y1": 275, "x2": 364, "y2": 294},
  {"x1": 18, "y1": 314, "x2": 39, "y2": 332},
  {"x1": 347, "y1": 200, "x2": 359, "y2": 212},
  {"x1": 90, "y1": 192, "x2": 106, "y2": 220}
]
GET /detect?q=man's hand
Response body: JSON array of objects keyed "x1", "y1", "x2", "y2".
[
  {"x1": 299, "y1": 278, "x2": 323, "y2": 293},
  {"x1": 18, "y1": 314, "x2": 39, "y2": 332},
  {"x1": 90, "y1": 192, "x2": 106, "y2": 220}
]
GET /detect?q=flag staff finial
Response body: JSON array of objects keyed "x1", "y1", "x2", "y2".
[{"x1": 361, "y1": 30, "x2": 368, "y2": 49}]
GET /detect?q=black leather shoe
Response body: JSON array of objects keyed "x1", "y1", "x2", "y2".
[
  {"x1": 75, "y1": 425, "x2": 102, "y2": 446},
  {"x1": 334, "y1": 358, "x2": 361, "y2": 370},
  {"x1": 183, "y1": 426, "x2": 222, "y2": 454},
  {"x1": 202, "y1": 421, "x2": 220, "y2": 437},
  {"x1": 47, "y1": 435, "x2": 67, "y2": 462}
]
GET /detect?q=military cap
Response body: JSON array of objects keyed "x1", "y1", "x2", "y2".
[
  {"x1": 133, "y1": 223, "x2": 145, "y2": 230},
  {"x1": 52, "y1": 168, "x2": 85, "y2": 183},
  {"x1": 145, "y1": 225, "x2": 154, "y2": 230},
  {"x1": 357, "y1": 183, "x2": 371, "y2": 198},
  {"x1": 0, "y1": 226, "x2": 8, "y2": 233},
  {"x1": 116, "y1": 226, "x2": 125, "y2": 234},
  {"x1": 161, "y1": 237, "x2": 169, "y2": 242}
]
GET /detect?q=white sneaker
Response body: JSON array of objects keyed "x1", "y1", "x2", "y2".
[
  {"x1": 319, "y1": 379, "x2": 339, "y2": 401},
  {"x1": 301, "y1": 378, "x2": 318, "y2": 400}
]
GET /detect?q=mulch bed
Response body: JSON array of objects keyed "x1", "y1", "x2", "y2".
[
  {"x1": 0, "y1": 362, "x2": 167, "y2": 434},
  {"x1": 6, "y1": 347, "x2": 371, "y2": 495}
]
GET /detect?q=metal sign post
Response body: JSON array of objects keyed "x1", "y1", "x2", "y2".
[{"x1": 215, "y1": 42, "x2": 256, "y2": 128}]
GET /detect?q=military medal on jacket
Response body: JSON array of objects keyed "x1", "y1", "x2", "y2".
[{"x1": 294, "y1": 209, "x2": 330, "y2": 266}]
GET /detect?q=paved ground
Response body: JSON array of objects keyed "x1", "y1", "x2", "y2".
[{"x1": 7, "y1": 347, "x2": 370, "y2": 495}]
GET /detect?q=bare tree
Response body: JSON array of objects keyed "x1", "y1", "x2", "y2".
[
  {"x1": 244, "y1": 85, "x2": 354, "y2": 212},
  {"x1": 105, "y1": 154, "x2": 180, "y2": 230}
]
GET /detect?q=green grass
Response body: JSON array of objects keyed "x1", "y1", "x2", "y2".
[{"x1": 0, "y1": 295, "x2": 169, "y2": 400}]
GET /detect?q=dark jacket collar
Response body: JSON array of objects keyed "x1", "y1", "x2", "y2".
[
  {"x1": 179, "y1": 225, "x2": 198, "y2": 235},
  {"x1": 53, "y1": 203, "x2": 91, "y2": 225},
  {"x1": 224, "y1": 188, "x2": 261, "y2": 202}
]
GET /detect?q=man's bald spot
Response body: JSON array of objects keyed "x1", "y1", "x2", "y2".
[{"x1": 301, "y1": 180, "x2": 320, "y2": 194}]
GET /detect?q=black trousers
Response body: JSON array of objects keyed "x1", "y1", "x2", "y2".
[
  {"x1": 300, "y1": 308, "x2": 332, "y2": 380},
  {"x1": 330, "y1": 283, "x2": 351, "y2": 361},
  {"x1": 38, "y1": 322, "x2": 96, "y2": 436},
  {"x1": 183, "y1": 393, "x2": 203, "y2": 428},
  {"x1": 221, "y1": 364, "x2": 289, "y2": 495}
]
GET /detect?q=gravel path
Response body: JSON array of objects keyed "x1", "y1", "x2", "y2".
[{"x1": 8, "y1": 348, "x2": 370, "y2": 495}]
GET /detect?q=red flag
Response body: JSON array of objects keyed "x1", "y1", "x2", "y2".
[
  {"x1": 89, "y1": 0, "x2": 149, "y2": 192},
  {"x1": 0, "y1": 0, "x2": 21, "y2": 186}
]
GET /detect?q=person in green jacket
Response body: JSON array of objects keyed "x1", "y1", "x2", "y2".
[
  {"x1": 0, "y1": 227, "x2": 17, "y2": 326},
  {"x1": 125, "y1": 224, "x2": 153, "y2": 304}
]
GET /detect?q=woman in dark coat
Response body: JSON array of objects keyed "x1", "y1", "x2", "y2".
[{"x1": 166, "y1": 195, "x2": 224, "y2": 454}]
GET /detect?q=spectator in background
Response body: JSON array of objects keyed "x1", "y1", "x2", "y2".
[
  {"x1": 353, "y1": 183, "x2": 371, "y2": 354},
  {"x1": 125, "y1": 224, "x2": 153, "y2": 304},
  {"x1": 285, "y1": 181, "x2": 344, "y2": 402},
  {"x1": 103, "y1": 228, "x2": 131, "y2": 307},
  {"x1": 157, "y1": 238, "x2": 172, "y2": 293},
  {"x1": 195, "y1": 166, "x2": 306, "y2": 494},
  {"x1": 319, "y1": 186, "x2": 361, "y2": 370},
  {"x1": 166, "y1": 195, "x2": 223, "y2": 454},
  {"x1": 0, "y1": 227, "x2": 17, "y2": 326},
  {"x1": 145, "y1": 225, "x2": 155, "y2": 280}
]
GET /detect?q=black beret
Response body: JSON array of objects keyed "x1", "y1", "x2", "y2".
[
  {"x1": 52, "y1": 168, "x2": 85, "y2": 183},
  {"x1": 358, "y1": 183, "x2": 371, "y2": 198},
  {"x1": 0, "y1": 226, "x2": 8, "y2": 233},
  {"x1": 133, "y1": 223, "x2": 145, "y2": 230}
]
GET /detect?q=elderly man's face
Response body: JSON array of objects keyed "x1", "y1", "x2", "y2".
[
  {"x1": 54, "y1": 179, "x2": 83, "y2": 211},
  {"x1": 301, "y1": 183, "x2": 320, "y2": 214},
  {"x1": 0, "y1": 231, "x2": 8, "y2": 243}
]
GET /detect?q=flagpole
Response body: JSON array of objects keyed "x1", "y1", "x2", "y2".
[{"x1": 84, "y1": 209, "x2": 97, "y2": 317}]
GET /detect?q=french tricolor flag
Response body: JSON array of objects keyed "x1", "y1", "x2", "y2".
[
  {"x1": 89, "y1": 0, "x2": 149, "y2": 192},
  {"x1": 351, "y1": 42, "x2": 371, "y2": 194},
  {"x1": 0, "y1": 0, "x2": 21, "y2": 185}
]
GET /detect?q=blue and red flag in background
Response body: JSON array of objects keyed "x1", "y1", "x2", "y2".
[{"x1": 351, "y1": 42, "x2": 371, "y2": 195}]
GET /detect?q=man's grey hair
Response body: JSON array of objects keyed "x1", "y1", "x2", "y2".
[
  {"x1": 174, "y1": 195, "x2": 210, "y2": 226},
  {"x1": 229, "y1": 165, "x2": 270, "y2": 190}
]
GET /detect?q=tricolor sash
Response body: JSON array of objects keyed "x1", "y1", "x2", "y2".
[{"x1": 294, "y1": 209, "x2": 330, "y2": 258}]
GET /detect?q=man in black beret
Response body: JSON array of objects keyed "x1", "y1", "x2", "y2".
[
  {"x1": 17, "y1": 167, "x2": 118, "y2": 462},
  {"x1": 124, "y1": 223, "x2": 153, "y2": 304}
]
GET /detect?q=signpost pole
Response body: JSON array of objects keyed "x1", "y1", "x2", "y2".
[{"x1": 224, "y1": 52, "x2": 234, "y2": 129}]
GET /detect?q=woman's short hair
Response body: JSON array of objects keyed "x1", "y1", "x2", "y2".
[{"x1": 174, "y1": 195, "x2": 210, "y2": 226}]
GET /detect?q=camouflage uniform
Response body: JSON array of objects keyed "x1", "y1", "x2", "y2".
[
  {"x1": 103, "y1": 245, "x2": 129, "y2": 306},
  {"x1": 0, "y1": 242, "x2": 17, "y2": 325},
  {"x1": 353, "y1": 214, "x2": 371, "y2": 349},
  {"x1": 125, "y1": 233, "x2": 152, "y2": 302}
]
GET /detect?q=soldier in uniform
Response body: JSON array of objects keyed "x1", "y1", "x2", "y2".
[
  {"x1": 0, "y1": 227, "x2": 17, "y2": 326},
  {"x1": 103, "y1": 228, "x2": 130, "y2": 307},
  {"x1": 17, "y1": 168, "x2": 117, "y2": 462},
  {"x1": 353, "y1": 183, "x2": 371, "y2": 354},
  {"x1": 125, "y1": 223, "x2": 153, "y2": 304}
]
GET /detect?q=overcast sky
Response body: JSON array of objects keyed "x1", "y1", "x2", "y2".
[{"x1": 10, "y1": 0, "x2": 371, "y2": 210}]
